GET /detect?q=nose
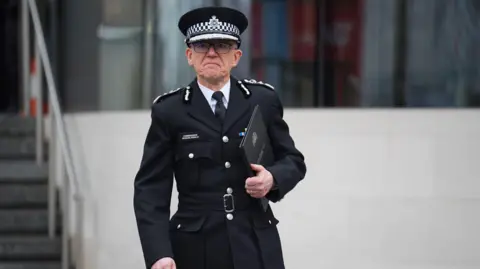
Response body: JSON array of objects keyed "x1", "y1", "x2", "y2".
[{"x1": 206, "y1": 46, "x2": 217, "y2": 56}]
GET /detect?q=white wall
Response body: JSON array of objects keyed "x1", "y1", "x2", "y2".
[{"x1": 65, "y1": 110, "x2": 480, "y2": 269}]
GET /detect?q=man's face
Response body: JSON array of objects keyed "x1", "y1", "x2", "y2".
[{"x1": 186, "y1": 40, "x2": 243, "y2": 82}]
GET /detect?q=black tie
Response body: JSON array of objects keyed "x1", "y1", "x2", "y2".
[{"x1": 212, "y1": 91, "x2": 226, "y2": 122}]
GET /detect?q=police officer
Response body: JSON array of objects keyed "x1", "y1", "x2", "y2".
[{"x1": 133, "y1": 6, "x2": 306, "y2": 269}]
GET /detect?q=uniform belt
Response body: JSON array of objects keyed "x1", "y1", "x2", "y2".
[{"x1": 177, "y1": 189, "x2": 256, "y2": 212}]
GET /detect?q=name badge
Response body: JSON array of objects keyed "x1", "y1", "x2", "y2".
[{"x1": 181, "y1": 133, "x2": 200, "y2": 140}]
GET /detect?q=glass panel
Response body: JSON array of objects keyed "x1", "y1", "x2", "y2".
[
  {"x1": 98, "y1": 0, "x2": 144, "y2": 110},
  {"x1": 92, "y1": 0, "x2": 480, "y2": 109},
  {"x1": 103, "y1": 0, "x2": 142, "y2": 26},
  {"x1": 311, "y1": 0, "x2": 480, "y2": 107},
  {"x1": 403, "y1": 0, "x2": 480, "y2": 107},
  {"x1": 333, "y1": 0, "x2": 480, "y2": 107},
  {"x1": 322, "y1": 0, "x2": 365, "y2": 106},
  {"x1": 148, "y1": 0, "x2": 480, "y2": 107},
  {"x1": 250, "y1": 0, "x2": 319, "y2": 107},
  {"x1": 359, "y1": 0, "x2": 397, "y2": 107},
  {"x1": 153, "y1": 0, "x2": 214, "y2": 96}
]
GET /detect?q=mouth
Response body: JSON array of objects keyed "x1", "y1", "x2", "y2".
[{"x1": 204, "y1": 62, "x2": 220, "y2": 67}]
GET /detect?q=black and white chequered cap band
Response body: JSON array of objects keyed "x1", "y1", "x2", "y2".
[{"x1": 186, "y1": 16, "x2": 240, "y2": 42}]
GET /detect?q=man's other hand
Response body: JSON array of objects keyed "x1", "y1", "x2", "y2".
[
  {"x1": 152, "y1": 257, "x2": 176, "y2": 269},
  {"x1": 245, "y1": 164, "x2": 274, "y2": 198}
]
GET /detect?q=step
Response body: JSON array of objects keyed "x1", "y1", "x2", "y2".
[
  {"x1": 0, "y1": 209, "x2": 61, "y2": 234},
  {"x1": 0, "y1": 137, "x2": 47, "y2": 160},
  {"x1": 0, "y1": 237, "x2": 61, "y2": 261},
  {"x1": 0, "y1": 183, "x2": 48, "y2": 208},
  {"x1": 0, "y1": 262, "x2": 60, "y2": 269},
  {"x1": 0, "y1": 161, "x2": 47, "y2": 181},
  {"x1": 0, "y1": 177, "x2": 48, "y2": 185},
  {"x1": 0, "y1": 116, "x2": 36, "y2": 137},
  {"x1": 0, "y1": 236, "x2": 61, "y2": 261}
]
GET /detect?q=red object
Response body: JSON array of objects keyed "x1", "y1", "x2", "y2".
[
  {"x1": 251, "y1": 1, "x2": 263, "y2": 59},
  {"x1": 324, "y1": 0, "x2": 363, "y2": 71},
  {"x1": 288, "y1": 0, "x2": 318, "y2": 61},
  {"x1": 324, "y1": 0, "x2": 364, "y2": 104},
  {"x1": 251, "y1": 1, "x2": 264, "y2": 80},
  {"x1": 25, "y1": 58, "x2": 49, "y2": 117}
]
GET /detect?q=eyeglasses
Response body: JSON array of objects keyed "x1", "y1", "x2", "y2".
[{"x1": 189, "y1": 42, "x2": 237, "y2": 54}]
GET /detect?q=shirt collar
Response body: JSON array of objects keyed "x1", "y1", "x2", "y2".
[{"x1": 197, "y1": 79, "x2": 231, "y2": 104}]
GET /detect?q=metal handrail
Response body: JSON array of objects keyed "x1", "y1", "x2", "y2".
[{"x1": 24, "y1": 0, "x2": 84, "y2": 269}]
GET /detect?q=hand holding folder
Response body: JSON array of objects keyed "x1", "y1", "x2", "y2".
[{"x1": 239, "y1": 105, "x2": 274, "y2": 211}]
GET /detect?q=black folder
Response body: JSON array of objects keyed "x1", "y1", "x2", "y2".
[{"x1": 239, "y1": 105, "x2": 273, "y2": 211}]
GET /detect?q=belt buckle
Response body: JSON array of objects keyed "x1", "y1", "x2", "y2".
[{"x1": 223, "y1": 193, "x2": 235, "y2": 213}]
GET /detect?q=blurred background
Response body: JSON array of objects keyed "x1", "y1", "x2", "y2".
[
  {"x1": 2, "y1": 0, "x2": 480, "y2": 113},
  {"x1": 0, "y1": 0, "x2": 479, "y2": 269}
]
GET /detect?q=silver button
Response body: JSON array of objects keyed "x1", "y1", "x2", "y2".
[
  {"x1": 177, "y1": 224, "x2": 181, "y2": 229},
  {"x1": 226, "y1": 213, "x2": 234, "y2": 220},
  {"x1": 188, "y1": 153, "x2": 194, "y2": 159},
  {"x1": 222, "y1": 136, "x2": 229, "y2": 143},
  {"x1": 227, "y1": 187, "x2": 233, "y2": 194},
  {"x1": 268, "y1": 220, "x2": 272, "y2": 224},
  {"x1": 225, "y1": 162, "x2": 231, "y2": 168}
]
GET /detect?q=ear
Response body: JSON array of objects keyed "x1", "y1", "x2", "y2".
[
  {"x1": 185, "y1": 47, "x2": 193, "y2": 66},
  {"x1": 232, "y1": 49, "x2": 243, "y2": 67}
]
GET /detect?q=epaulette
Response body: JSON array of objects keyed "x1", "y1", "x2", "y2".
[
  {"x1": 241, "y1": 79, "x2": 275, "y2": 91},
  {"x1": 152, "y1": 86, "x2": 188, "y2": 104}
]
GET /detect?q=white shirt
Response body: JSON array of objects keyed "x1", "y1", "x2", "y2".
[{"x1": 197, "y1": 80, "x2": 230, "y2": 113}]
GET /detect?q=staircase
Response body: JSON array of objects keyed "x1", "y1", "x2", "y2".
[{"x1": 0, "y1": 115, "x2": 61, "y2": 269}]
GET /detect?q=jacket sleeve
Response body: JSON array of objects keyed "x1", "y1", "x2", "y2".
[
  {"x1": 133, "y1": 104, "x2": 175, "y2": 268},
  {"x1": 265, "y1": 93, "x2": 306, "y2": 202}
]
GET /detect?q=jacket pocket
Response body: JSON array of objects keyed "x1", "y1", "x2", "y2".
[
  {"x1": 170, "y1": 215, "x2": 207, "y2": 232},
  {"x1": 169, "y1": 215, "x2": 207, "y2": 269},
  {"x1": 174, "y1": 141, "x2": 214, "y2": 188},
  {"x1": 252, "y1": 214, "x2": 280, "y2": 229}
]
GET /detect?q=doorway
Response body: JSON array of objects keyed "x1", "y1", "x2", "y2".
[{"x1": 0, "y1": 0, "x2": 20, "y2": 112}]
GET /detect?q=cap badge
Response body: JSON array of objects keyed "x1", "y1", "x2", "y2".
[{"x1": 208, "y1": 16, "x2": 220, "y2": 29}]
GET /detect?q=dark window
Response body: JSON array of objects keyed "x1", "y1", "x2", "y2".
[{"x1": 249, "y1": 0, "x2": 480, "y2": 107}]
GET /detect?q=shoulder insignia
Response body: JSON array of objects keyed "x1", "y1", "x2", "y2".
[
  {"x1": 236, "y1": 80, "x2": 251, "y2": 98},
  {"x1": 183, "y1": 86, "x2": 192, "y2": 104},
  {"x1": 152, "y1": 87, "x2": 185, "y2": 104},
  {"x1": 241, "y1": 79, "x2": 274, "y2": 91}
]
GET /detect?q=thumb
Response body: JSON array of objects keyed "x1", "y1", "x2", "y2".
[{"x1": 250, "y1": 163, "x2": 264, "y2": 172}]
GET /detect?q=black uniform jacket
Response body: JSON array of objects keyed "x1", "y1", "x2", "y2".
[{"x1": 133, "y1": 76, "x2": 306, "y2": 269}]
